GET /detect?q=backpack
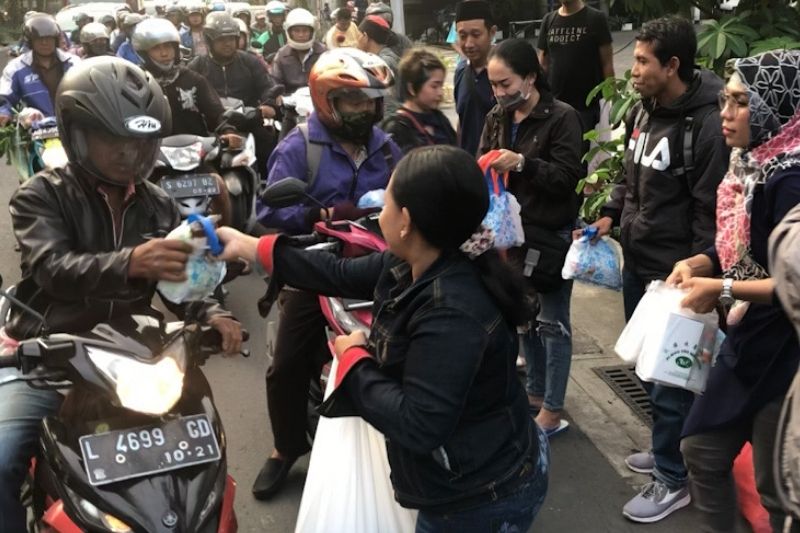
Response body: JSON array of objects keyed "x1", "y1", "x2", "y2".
[{"x1": 295, "y1": 122, "x2": 396, "y2": 192}]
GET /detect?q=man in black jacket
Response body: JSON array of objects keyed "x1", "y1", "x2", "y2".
[
  {"x1": 0, "y1": 58, "x2": 243, "y2": 533},
  {"x1": 188, "y1": 12, "x2": 279, "y2": 180},
  {"x1": 587, "y1": 16, "x2": 729, "y2": 523}
]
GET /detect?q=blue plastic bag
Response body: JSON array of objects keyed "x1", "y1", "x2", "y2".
[
  {"x1": 561, "y1": 227, "x2": 622, "y2": 290},
  {"x1": 480, "y1": 167, "x2": 524, "y2": 250},
  {"x1": 357, "y1": 188, "x2": 385, "y2": 209}
]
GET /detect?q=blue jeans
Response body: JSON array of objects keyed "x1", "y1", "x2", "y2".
[
  {"x1": 622, "y1": 267, "x2": 693, "y2": 490},
  {"x1": 415, "y1": 426, "x2": 550, "y2": 533},
  {"x1": 522, "y1": 279, "x2": 574, "y2": 412},
  {"x1": 0, "y1": 370, "x2": 62, "y2": 532}
]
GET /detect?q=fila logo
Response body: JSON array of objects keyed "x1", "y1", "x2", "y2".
[{"x1": 628, "y1": 131, "x2": 671, "y2": 171}]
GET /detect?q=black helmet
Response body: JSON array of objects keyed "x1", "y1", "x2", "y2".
[
  {"x1": 203, "y1": 12, "x2": 239, "y2": 45},
  {"x1": 23, "y1": 15, "x2": 60, "y2": 48},
  {"x1": 56, "y1": 57, "x2": 171, "y2": 185}
]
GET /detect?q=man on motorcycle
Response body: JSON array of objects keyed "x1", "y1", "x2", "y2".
[
  {"x1": 251, "y1": 10, "x2": 269, "y2": 40},
  {"x1": 69, "y1": 11, "x2": 92, "y2": 45},
  {"x1": 165, "y1": 4, "x2": 185, "y2": 32},
  {"x1": 180, "y1": 3, "x2": 208, "y2": 56},
  {"x1": 365, "y1": 1, "x2": 412, "y2": 58},
  {"x1": 233, "y1": 7, "x2": 252, "y2": 30},
  {"x1": 188, "y1": 12, "x2": 280, "y2": 180},
  {"x1": 254, "y1": 1, "x2": 288, "y2": 57},
  {"x1": 0, "y1": 15, "x2": 80, "y2": 127},
  {"x1": 0, "y1": 56, "x2": 243, "y2": 533},
  {"x1": 115, "y1": 12, "x2": 145, "y2": 65},
  {"x1": 253, "y1": 48, "x2": 401, "y2": 500},
  {"x1": 80, "y1": 22, "x2": 113, "y2": 58},
  {"x1": 272, "y1": 7, "x2": 326, "y2": 95}
]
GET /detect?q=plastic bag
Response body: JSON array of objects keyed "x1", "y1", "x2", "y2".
[
  {"x1": 621, "y1": 281, "x2": 722, "y2": 394},
  {"x1": 357, "y1": 188, "x2": 385, "y2": 209},
  {"x1": 295, "y1": 357, "x2": 417, "y2": 533},
  {"x1": 479, "y1": 166, "x2": 524, "y2": 249},
  {"x1": 157, "y1": 215, "x2": 227, "y2": 304},
  {"x1": 561, "y1": 227, "x2": 622, "y2": 290}
]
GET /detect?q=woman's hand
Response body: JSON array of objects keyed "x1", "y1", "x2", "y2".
[
  {"x1": 678, "y1": 277, "x2": 722, "y2": 314},
  {"x1": 216, "y1": 226, "x2": 260, "y2": 263},
  {"x1": 333, "y1": 330, "x2": 368, "y2": 360},
  {"x1": 489, "y1": 149, "x2": 524, "y2": 173},
  {"x1": 667, "y1": 260, "x2": 695, "y2": 287}
]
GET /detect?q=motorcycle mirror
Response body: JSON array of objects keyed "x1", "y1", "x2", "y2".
[
  {"x1": 0, "y1": 274, "x2": 50, "y2": 336},
  {"x1": 261, "y1": 177, "x2": 315, "y2": 208}
]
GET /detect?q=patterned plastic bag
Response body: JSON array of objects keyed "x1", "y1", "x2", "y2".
[
  {"x1": 561, "y1": 227, "x2": 622, "y2": 290},
  {"x1": 480, "y1": 166, "x2": 524, "y2": 250}
]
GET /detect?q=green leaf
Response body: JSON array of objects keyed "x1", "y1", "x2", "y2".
[
  {"x1": 727, "y1": 34, "x2": 748, "y2": 57},
  {"x1": 583, "y1": 129, "x2": 600, "y2": 142},
  {"x1": 713, "y1": 32, "x2": 728, "y2": 59}
]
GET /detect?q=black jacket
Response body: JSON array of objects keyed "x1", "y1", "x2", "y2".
[
  {"x1": 271, "y1": 41, "x2": 326, "y2": 95},
  {"x1": 160, "y1": 67, "x2": 225, "y2": 136},
  {"x1": 267, "y1": 242, "x2": 538, "y2": 513},
  {"x1": 187, "y1": 51, "x2": 276, "y2": 108},
  {"x1": 479, "y1": 92, "x2": 584, "y2": 230},
  {"x1": 601, "y1": 70, "x2": 730, "y2": 280},
  {"x1": 382, "y1": 107, "x2": 457, "y2": 154},
  {"x1": 6, "y1": 165, "x2": 230, "y2": 340}
]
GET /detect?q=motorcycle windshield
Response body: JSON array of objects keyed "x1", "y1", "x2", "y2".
[{"x1": 160, "y1": 142, "x2": 203, "y2": 171}]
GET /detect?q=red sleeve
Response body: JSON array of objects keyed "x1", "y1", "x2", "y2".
[
  {"x1": 256, "y1": 234, "x2": 281, "y2": 275},
  {"x1": 334, "y1": 345, "x2": 373, "y2": 389}
]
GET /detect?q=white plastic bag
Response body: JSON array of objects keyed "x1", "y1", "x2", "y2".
[
  {"x1": 561, "y1": 228, "x2": 622, "y2": 290},
  {"x1": 614, "y1": 286, "x2": 660, "y2": 363},
  {"x1": 157, "y1": 215, "x2": 226, "y2": 304},
  {"x1": 482, "y1": 173, "x2": 524, "y2": 249},
  {"x1": 621, "y1": 281, "x2": 721, "y2": 394},
  {"x1": 295, "y1": 358, "x2": 417, "y2": 533}
]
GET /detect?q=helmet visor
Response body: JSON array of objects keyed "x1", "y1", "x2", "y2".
[{"x1": 77, "y1": 127, "x2": 161, "y2": 185}]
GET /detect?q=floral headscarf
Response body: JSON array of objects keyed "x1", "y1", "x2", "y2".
[{"x1": 715, "y1": 50, "x2": 800, "y2": 281}]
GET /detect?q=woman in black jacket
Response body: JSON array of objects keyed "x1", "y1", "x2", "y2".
[
  {"x1": 478, "y1": 39, "x2": 583, "y2": 436},
  {"x1": 216, "y1": 146, "x2": 549, "y2": 531},
  {"x1": 382, "y1": 49, "x2": 457, "y2": 154}
]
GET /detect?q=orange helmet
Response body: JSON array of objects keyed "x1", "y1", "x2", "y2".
[{"x1": 309, "y1": 48, "x2": 394, "y2": 129}]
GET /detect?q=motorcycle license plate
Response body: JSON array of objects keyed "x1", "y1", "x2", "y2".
[
  {"x1": 79, "y1": 414, "x2": 221, "y2": 486},
  {"x1": 160, "y1": 174, "x2": 220, "y2": 199}
]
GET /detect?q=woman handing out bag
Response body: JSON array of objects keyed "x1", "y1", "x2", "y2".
[
  {"x1": 216, "y1": 146, "x2": 549, "y2": 532},
  {"x1": 668, "y1": 50, "x2": 800, "y2": 532}
]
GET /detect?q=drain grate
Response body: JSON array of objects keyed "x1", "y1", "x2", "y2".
[{"x1": 593, "y1": 365, "x2": 653, "y2": 427}]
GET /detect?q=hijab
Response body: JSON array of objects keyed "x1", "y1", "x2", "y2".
[{"x1": 715, "y1": 50, "x2": 800, "y2": 281}]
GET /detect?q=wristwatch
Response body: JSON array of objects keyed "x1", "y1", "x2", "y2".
[
  {"x1": 719, "y1": 278, "x2": 735, "y2": 307},
  {"x1": 514, "y1": 153, "x2": 525, "y2": 172}
]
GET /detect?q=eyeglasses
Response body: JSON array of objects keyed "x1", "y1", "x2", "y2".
[{"x1": 718, "y1": 90, "x2": 749, "y2": 116}]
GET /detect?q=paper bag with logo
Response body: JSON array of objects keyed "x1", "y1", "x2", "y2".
[
  {"x1": 294, "y1": 357, "x2": 417, "y2": 533},
  {"x1": 632, "y1": 282, "x2": 721, "y2": 394}
]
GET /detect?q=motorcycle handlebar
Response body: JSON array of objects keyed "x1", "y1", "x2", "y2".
[{"x1": 0, "y1": 351, "x2": 18, "y2": 369}]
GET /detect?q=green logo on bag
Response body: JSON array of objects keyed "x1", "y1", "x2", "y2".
[
  {"x1": 675, "y1": 356, "x2": 693, "y2": 369},
  {"x1": 663, "y1": 341, "x2": 700, "y2": 369}
]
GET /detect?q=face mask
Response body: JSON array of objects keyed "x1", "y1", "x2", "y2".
[
  {"x1": 338, "y1": 111, "x2": 376, "y2": 142},
  {"x1": 497, "y1": 78, "x2": 532, "y2": 112}
]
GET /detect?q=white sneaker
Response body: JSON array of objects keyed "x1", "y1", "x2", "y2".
[
  {"x1": 622, "y1": 481, "x2": 691, "y2": 523},
  {"x1": 625, "y1": 451, "x2": 655, "y2": 474}
]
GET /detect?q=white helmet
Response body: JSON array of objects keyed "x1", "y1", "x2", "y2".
[
  {"x1": 285, "y1": 8, "x2": 315, "y2": 51},
  {"x1": 265, "y1": 0, "x2": 287, "y2": 17}
]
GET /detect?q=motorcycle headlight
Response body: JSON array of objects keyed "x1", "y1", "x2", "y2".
[
  {"x1": 65, "y1": 486, "x2": 133, "y2": 532},
  {"x1": 86, "y1": 341, "x2": 187, "y2": 415},
  {"x1": 326, "y1": 297, "x2": 370, "y2": 336}
]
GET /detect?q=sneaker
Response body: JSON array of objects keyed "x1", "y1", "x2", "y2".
[
  {"x1": 622, "y1": 481, "x2": 691, "y2": 523},
  {"x1": 625, "y1": 451, "x2": 655, "y2": 474}
]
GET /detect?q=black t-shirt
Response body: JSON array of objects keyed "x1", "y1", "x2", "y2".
[{"x1": 537, "y1": 6, "x2": 612, "y2": 111}]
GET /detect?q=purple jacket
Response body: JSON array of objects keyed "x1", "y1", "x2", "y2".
[{"x1": 258, "y1": 112, "x2": 402, "y2": 233}]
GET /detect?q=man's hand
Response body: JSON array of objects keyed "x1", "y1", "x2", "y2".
[
  {"x1": 489, "y1": 149, "x2": 524, "y2": 173},
  {"x1": 678, "y1": 277, "x2": 722, "y2": 314},
  {"x1": 333, "y1": 330, "x2": 368, "y2": 360},
  {"x1": 129, "y1": 239, "x2": 193, "y2": 281},
  {"x1": 0, "y1": 114, "x2": 11, "y2": 127},
  {"x1": 573, "y1": 216, "x2": 613, "y2": 242},
  {"x1": 259, "y1": 105, "x2": 277, "y2": 119},
  {"x1": 208, "y1": 315, "x2": 243, "y2": 356},
  {"x1": 219, "y1": 132, "x2": 244, "y2": 150}
]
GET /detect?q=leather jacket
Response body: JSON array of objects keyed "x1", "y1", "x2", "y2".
[{"x1": 6, "y1": 165, "x2": 232, "y2": 340}]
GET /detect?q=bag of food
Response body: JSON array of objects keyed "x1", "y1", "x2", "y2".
[
  {"x1": 157, "y1": 214, "x2": 226, "y2": 304},
  {"x1": 627, "y1": 281, "x2": 722, "y2": 394},
  {"x1": 561, "y1": 227, "x2": 622, "y2": 290},
  {"x1": 295, "y1": 357, "x2": 417, "y2": 533},
  {"x1": 479, "y1": 166, "x2": 524, "y2": 249}
]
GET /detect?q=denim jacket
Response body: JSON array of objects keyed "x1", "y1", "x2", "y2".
[{"x1": 260, "y1": 239, "x2": 538, "y2": 512}]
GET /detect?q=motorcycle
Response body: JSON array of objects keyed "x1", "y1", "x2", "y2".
[
  {"x1": 0, "y1": 276, "x2": 249, "y2": 533},
  {"x1": 9, "y1": 115, "x2": 68, "y2": 184},
  {"x1": 258, "y1": 177, "x2": 386, "y2": 438}
]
